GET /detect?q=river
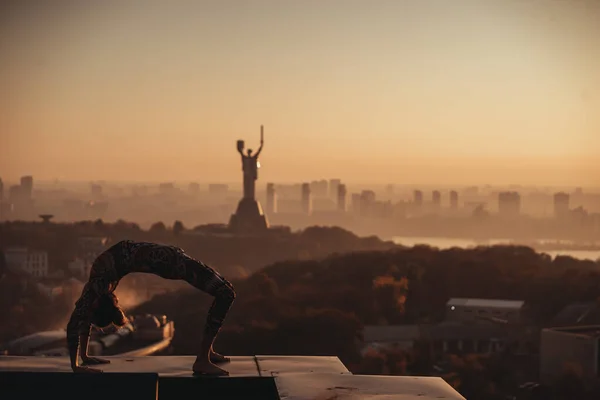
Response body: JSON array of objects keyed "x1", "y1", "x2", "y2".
[{"x1": 391, "y1": 236, "x2": 600, "y2": 261}]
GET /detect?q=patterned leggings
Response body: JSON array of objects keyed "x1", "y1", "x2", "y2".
[
  {"x1": 99, "y1": 241, "x2": 236, "y2": 339},
  {"x1": 179, "y1": 255, "x2": 236, "y2": 338}
]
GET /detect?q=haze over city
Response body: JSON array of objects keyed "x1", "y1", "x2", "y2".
[
  {"x1": 1, "y1": 0, "x2": 599, "y2": 186},
  {"x1": 2, "y1": 2, "x2": 600, "y2": 399}
]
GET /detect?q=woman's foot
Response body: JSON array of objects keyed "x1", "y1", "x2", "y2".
[
  {"x1": 210, "y1": 350, "x2": 230, "y2": 363},
  {"x1": 192, "y1": 358, "x2": 229, "y2": 376}
]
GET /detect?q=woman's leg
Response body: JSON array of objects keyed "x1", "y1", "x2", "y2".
[{"x1": 181, "y1": 255, "x2": 236, "y2": 375}]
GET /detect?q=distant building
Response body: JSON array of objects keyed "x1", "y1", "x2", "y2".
[
  {"x1": 551, "y1": 302, "x2": 600, "y2": 327},
  {"x1": 362, "y1": 325, "x2": 421, "y2": 353},
  {"x1": 554, "y1": 192, "x2": 570, "y2": 219},
  {"x1": 68, "y1": 258, "x2": 92, "y2": 280},
  {"x1": 329, "y1": 179, "x2": 341, "y2": 199},
  {"x1": 446, "y1": 298, "x2": 525, "y2": 324},
  {"x1": 158, "y1": 182, "x2": 175, "y2": 195},
  {"x1": 351, "y1": 193, "x2": 361, "y2": 214},
  {"x1": 90, "y1": 183, "x2": 103, "y2": 199},
  {"x1": 540, "y1": 326, "x2": 600, "y2": 385},
  {"x1": 432, "y1": 190, "x2": 441, "y2": 208},
  {"x1": 310, "y1": 180, "x2": 328, "y2": 198},
  {"x1": 301, "y1": 183, "x2": 312, "y2": 215},
  {"x1": 450, "y1": 190, "x2": 459, "y2": 209},
  {"x1": 78, "y1": 236, "x2": 108, "y2": 263},
  {"x1": 337, "y1": 184, "x2": 347, "y2": 212},
  {"x1": 593, "y1": 214, "x2": 600, "y2": 234},
  {"x1": 4, "y1": 247, "x2": 49, "y2": 278},
  {"x1": 208, "y1": 183, "x2": 228, "y2": 195},
  {"x1": 20, "y1": 176, "x2": 33, "y2": 199},
  {"x1": 498, "y1": 192, "x2": 521, "y2": 217},
  {"x1": 363, "y1": 323, "x2": 521, "y2": 358},
  {"x1": 386, "y1": 184, "x2": 394, "y2": 198},
  {"x1": 0, "y1": 177, "x2": 4, "y2": 200},
  {"x1": 266, "y1": 183, "x2": 277, "y2": 214},
  {"x1": 188, "y1": 182, "x2": 200, "y2": 193},
  {"x1": 414, "y1": 190, "x2": 423, "y2": 207},
  {"x1": 8, "y1": 185, "x2": 21, "y2": 203},
  {"x1": 359, "y1": 190, "x2": 376, "y2": 217}
]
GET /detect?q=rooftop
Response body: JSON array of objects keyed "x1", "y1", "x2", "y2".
[
  {"x1": 543, "y1": 325, "x2": 600, "y2": 338},
  {"x1": 447, "y1": 298, "x2": 525, "y2": 309},
  {"x1": 1, "y1": 355, "x2": 466, "y2": 399}
]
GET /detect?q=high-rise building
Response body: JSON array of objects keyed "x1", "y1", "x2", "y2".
[
  {"x1": 414, "y1": 190, "x2": 423, "y2": 207},
  {"x1": 188, "y1": 182, "x2": 200, "y2": 193},
  {"x1": 498, "y1": 192, "x2": 521, "y2": 216},
  {"x1": 553, "y1": 192, "x2": 570, "y2": 219},
  {"x1": 310, "y1": 180, "x2": 328, "y2": 198},
  {"x1": 20, "y1": 176, "x2": 33, "y2": 199},
  {"x1": 266, "y1": 183, "x2": 277, "y2": 214},
  {"x1": 432, "y1": 190, "x2": 441, "y2": 207},
  {"x1": 337, "y1": 184, "x2": 347, "y2": 212},
  {"x1": 159, "y1": 182, "x2": 175, "y2": 194},
  {"x1": 450, "y1": 190, "x2": 459, "y2": 209},
  {"x1": 9, "y1": 185, "x2": 21, "y2": 203},
  {"x1": 386, "y1": 184, "x2": 394, "y2": 197},
  {"x1": 91, "y1": 183, "x2": 103, "y2": 199},
  {"x1": 351, "y1": 193, "x2": 361, "y2": 214},
  {"x1": 208, "y1": 184, "x2": 228, "y2": 195},
  {"x1": 329, "y1": 179, "x2": 341, "y2": 199},
  {"x1": 360, "y1": 190, "x2": 376, "y2": 217},
  {"x1": 301, "y1": 183, "x2": 312, "y2": 215}
]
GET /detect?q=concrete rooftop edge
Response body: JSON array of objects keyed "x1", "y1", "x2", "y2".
[{"x1": 0, "y1": 355, "x2": 466, "y2": 399}]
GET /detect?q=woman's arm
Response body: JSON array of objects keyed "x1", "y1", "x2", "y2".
[
  {"x1": 66, "y1": 283, "x2": 102, "y2": 372},
  {"x1": 80, "y1": 333, "x2": 111, "y2": 366}
]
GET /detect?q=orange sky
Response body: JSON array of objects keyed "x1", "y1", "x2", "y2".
[{"x1": 1, "y1": 0, "x2": 598, "y2": 186}]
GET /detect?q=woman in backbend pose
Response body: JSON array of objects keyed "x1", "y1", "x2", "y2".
[{"x1": 66, "y1": 240, "x2": 236, "y2": 376}]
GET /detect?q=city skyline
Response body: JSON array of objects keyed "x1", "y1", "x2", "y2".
[{"x1": 1, "y1": 0, "x2": 599, "y2": 185}]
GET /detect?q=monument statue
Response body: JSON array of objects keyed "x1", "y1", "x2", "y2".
[
  {"x1": 236, "y1": 126, "x2": 264, "y2": 200},
  {"x1": 228, "y1": 126, "x2": 269, "y2": 233}
]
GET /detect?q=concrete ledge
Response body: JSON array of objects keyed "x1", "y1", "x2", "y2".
[
  {"x1": 0, "y1": 355, "x2": 466, "y2": 399},
  {"x1": 274, "y1": 372, "x2": 466, "y2": 400},
  {"x1": 159, "y1": 375, "x2": 279, "y2": 400},
  {"x1": 256, "y1": 355, "x2": 351, "y2": 376},
  {"x1": 0, "y1": 371, "x2": 158, "y2": 400}
]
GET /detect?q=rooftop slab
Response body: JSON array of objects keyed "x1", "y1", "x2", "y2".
[
  {"x1": 0, "y1": 355, "x2": 260, "y2": 376},
  {"x1": 256, "y1": 355, "x2": 351, "y2": 376},
  {"x1": 0, "y1": 355, "x2": 466, "y2": 400},
  {"x1": 275, "y1": 372, "x2": 466, "y2": 400}
]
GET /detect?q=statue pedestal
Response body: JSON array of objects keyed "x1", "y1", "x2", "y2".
[{"x1": 228, "y1": 197, "x2": 269, "y2": 234}]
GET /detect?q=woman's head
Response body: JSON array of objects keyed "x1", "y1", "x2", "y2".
[{"x1": 90, "y1": 293, "x2": 128, "y2": 329}]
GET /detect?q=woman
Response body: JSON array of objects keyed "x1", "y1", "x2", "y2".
[{"x1": 66, "y1": 240, "x2": 236, "y2": 376}]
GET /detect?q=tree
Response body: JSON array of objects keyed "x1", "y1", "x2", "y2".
[
  {"x1": 149, "y1": 221, "x2": 167, "y2": 233},
  {"x1": 173, "y1": 220, "x2": 185, "y2": 236}
]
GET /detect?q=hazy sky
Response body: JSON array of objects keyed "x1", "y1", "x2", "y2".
[{"x1": 1, "y1": 0, "x2": 598, "y2": 186}]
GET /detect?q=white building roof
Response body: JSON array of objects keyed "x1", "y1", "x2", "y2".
[{"x1": 447, "y1": 298, "x2": 525, "y2": 309}]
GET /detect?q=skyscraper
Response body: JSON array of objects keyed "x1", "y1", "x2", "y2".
[
  {"x1": 450, "y1": 190, "x2": 459, "y2": 209},
  {"x1": 20, "y1": 176, "x2": 33, "y2": 199},
  {"x1": 329, "y1": 179, "x2": 341, "y2": 199},
  {"x1": 266, "y1": 183, "x2": 277, "y2": 214},
  {"x1": 553, "y1": 192, "x2": 570, "y2": 219},
  {"x1": 498, "y1": 192, "x2": 521, "y2": 217},
  {"x1": 337, "y1": 184, "x2": 347, "y2": 212},
  {"x1": 301, "y1": 183, "x2": 312, "y2": 215},
  {"x1": 414, "y1": 190, "x2": 423, "y2": 207},
  {"x1": 432, "y1": 190, "x2": 441, "y2": 207}
]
